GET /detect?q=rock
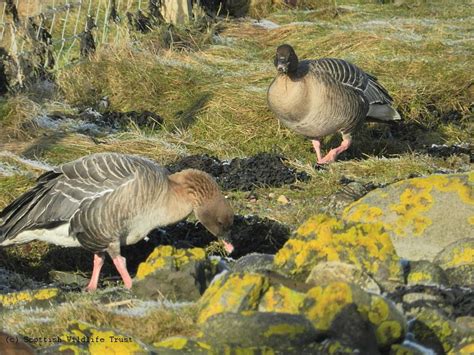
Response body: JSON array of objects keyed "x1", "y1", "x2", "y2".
[
  {"x1": 39, "y1": 321, "x2": 153, "y2": 353},
  {"x1": 306, "y1": 261, "x2": 381, "y2": 294},
  {"x1": 232, "y1": 253, "x2": 275, "y2": 273},
  {"x1": 300, "y1": 282, "x2": 407, "y2": 350},
  {"x1": 434, "y1": 238, "x2": 474, "y2": 287},
  {"x1": 258, "y1": 283, "x2": 306, "y2": 314},
  {"x1": 0, "y1": 288, "x2": 62, "y2": 309},
  {"x1": 197, "y1": 272, "x2": 269, "y2": 323},
  {"x1": 0, "y1": 331, "x2": 35, "y2": 354},
  {"x1": 200, "y1": 312, "x2": 324, "y2": 349},
  {"x1": 160, "y1": 0, "x2": 192, "y2": 25},
  {"x1": 277, "y1": 194, "x2": 289, "y2": 204},
  {"x1": 133, "y1": 246, "x2": 219, "y2": 301},
  {"x1": 456, "y1": 316, "x2": 474, "y2": 329},
  {"x1": 343, "y1": 173, "x2": 474, "y2": 261},
  {"x1": 153, "y1": 337, "x2": 212, "y2": 354},
  {"x1": 406, "y1": 260, "x2": 448, "y2": 287},
  {"x1": 408, "y1": 308, "x2": 473, "y2": 354},
  {"x1": 274, "y1": 214, "x2": 404, "y2": 290}
]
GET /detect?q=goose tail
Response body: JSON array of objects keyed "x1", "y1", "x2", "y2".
[{"x1": 367, "y1": 104, "x2": 402, "y2": 123}]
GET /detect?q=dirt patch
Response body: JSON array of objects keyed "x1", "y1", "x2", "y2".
[{"x1": 166, "y1": 153, "x2": 310, "y2": 191}]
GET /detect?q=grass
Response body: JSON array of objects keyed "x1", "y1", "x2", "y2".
[{"x1": 0, "y1": 0, "x2": 473, "y2": 345}]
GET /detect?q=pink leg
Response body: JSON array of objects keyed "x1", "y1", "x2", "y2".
[
  {"x1": 319, "y1": 134, "x2": 352, "y2": 164},
  {"x1": 85, "y1": 254, "x2": 105, "y2": 292},
  {"x1": 311, "y1": 139, "x2": 323, "y2": 163},
  {"x1": 112, "y1": 255, "x2": 133, "y2": 289}
]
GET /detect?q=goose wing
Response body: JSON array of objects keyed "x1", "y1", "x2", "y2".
[
  {"x1": 311, "y1": 58, "x2": 393, "y2": 104},
  {"x1": 0, "y1": 153, "x2": 140, "y2": 242}
]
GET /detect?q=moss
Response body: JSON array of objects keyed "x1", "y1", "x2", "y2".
[
  {"x1": 258, "y1": 284, "x2": 305, "y2": 314},
  {"x1": 274, "y1": 214, "x2": 403, "y2": 284},
  {"x1": 197, "y1": 273, "x2": 269, "y2": 323},
  {"x1": 135, "y1": 246, "x2": 206, "y2": 280},
  {"x1": 0, "y1": 288, "x2": 60, "y2": 307}
]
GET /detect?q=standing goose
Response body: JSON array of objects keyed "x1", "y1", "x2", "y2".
[
  {"x1": 0, "y1": 153, "x2": 234, "y2": 291},
  {"x1": 267, "y1": 44, "x2": 401, "y2": 164}
]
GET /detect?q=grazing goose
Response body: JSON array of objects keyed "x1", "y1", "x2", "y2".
[
  {"x1": 267, "y1": 44, "x2": 401, "y2": 164},
  {"x1": 0, "y1": 153, "x2": 234, "y2": 291}
]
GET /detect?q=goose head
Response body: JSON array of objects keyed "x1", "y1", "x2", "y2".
[
  {"x1": 274, "y1": 44, "x2": 299, "y2": 75},
  {"x1": 171, "y1": 169, "x2": 235, "y2": 253},
  {"x1": 195, "y1": 194, "x2": 234, "y2": 253}
]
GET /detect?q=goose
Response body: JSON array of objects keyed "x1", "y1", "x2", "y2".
[
  {"x1": 0, "y1": 153, "x2": 234, "y2": 291},
  {"x1": 267, "y1": 44, "x2": 401, "y2": 164}
]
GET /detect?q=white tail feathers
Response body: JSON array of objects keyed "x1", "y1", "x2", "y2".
[{"x1": 367, "y1": 104, "x2": 401, "y2": 122}]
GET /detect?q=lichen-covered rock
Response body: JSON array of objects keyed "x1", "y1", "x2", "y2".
[
  {"x1": 39, "y1": 321, "x2": 154, "y2": 354},
  {"x1": 135, "y1": 246, "x2": 206, "y2": 280},
  {"x1": 306, "y1": 261, "x2": 381, "y2": 294},
  {"x1": 434, "y1": 238, "x2": 474, "y2": 287},
  {"x1": 258, "y1": 283, "x2": 306, "y2": 314},
  {"x1": 153, "y1": 337, "x2": 212, "y2": 354},
  {"x1": 0, "y1": 288, "x2": 62, "y2": 309},
  {"x1": 300, "y1": 282, "x2": 407, "y2": 350},
  {"x1": 343, "y1": 173, "x2": 474, "y2": 261},
  {"x1": 274, "y1": 214, "x2": 403, "y2": 289},
  {"x1": 200, "y1": 311, "x2": 324, "y2": 349},
  {"x1": 232, "y1": 253, "x2": 275, "y2": 273},
  {"x1": 409, "y1": 308, "x2": 474, "y2": 354},
  {"x1": 197, "y1": 272, "x2": 269, "y2": 323},
  {"x1": 406, "y1": 260, "x2": 448, "y2": 286},
  {"x1": 133, "y1": 246, "x2": 219, "y2": 301}
]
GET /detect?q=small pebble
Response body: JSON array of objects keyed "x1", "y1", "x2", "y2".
[{"x1": 277, "y1": 195, "x2": 289, "y2": 205}]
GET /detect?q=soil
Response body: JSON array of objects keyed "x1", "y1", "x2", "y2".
[{"x1": 166, "y1": 153, "x2": 310, "y2": 191}]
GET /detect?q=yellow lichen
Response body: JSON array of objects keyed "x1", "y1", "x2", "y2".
[
  {"x1": 344, "y1": 173, "x2": 473, "y2": 239},
  {"x1": 407, "y1": 271, "x2": 432, "y2": 283},
  {"x1": 0, "y1": 288, "x2": 59, "y2": 307},
  {"x1": 458, "y1": 343, "x2": 474, "y2": 354},
  {"x1": 197, "y1": 273, "x2": 269, "y2": 323},
  {"x1": 135, "y1": 246, "x2": 206, "y2": 280},
  {"x1": 88, "y1": 330, "x2": 143, "y2": 354},
  {"x1": 258, "y1": 285, "x2": 305, "y2": 314},
  {"x1": 155, "y1": 337, "x2": 189, "y2": 350},
  {"x1": 274, "y1": 215, "x2": 402, "y2": 282},
  {"x1": 263, "y1": 324, "x2": 307, "y2": 338},
  {"x1": 444, "y1": 247, "x2": 474, "y2": 268},
  {"x1": 302, "y1": 282, "x2": 353, "y2": 330},
  {"x1": 368, "y1": 296, "x2": 390, "y2": 325},
  {"x1": 375, "y1": 321, "x2": 403, "y2": 346}
]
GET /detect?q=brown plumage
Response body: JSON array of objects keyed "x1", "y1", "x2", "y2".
[
  {"x1": 0, "y1": 153, "x2": 234, "y2": 290},
  {"x1": 267, "y1": 44, "x2": 401, "y2": 164}
]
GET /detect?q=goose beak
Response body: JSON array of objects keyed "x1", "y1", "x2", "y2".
[
  {"x1": 277, "y1": 63, "x2": 288, "y2": 73},
  {"x1": 218, "y1": 230, "x2": 234, "y2": 254}
]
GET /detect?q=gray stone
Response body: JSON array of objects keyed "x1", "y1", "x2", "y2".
[
  {"x1": 343, "y1": 173, "x2": 474, "y2": 261},
  {"x1": 306, "y1": 261, "x2": 381, "y2": 294},
  {"x1": 232, "y1": 253, "x2": 275, "y2": 273},
  {"x1": 200, "y1": 312, "x2": 324, "y2": 349}
]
